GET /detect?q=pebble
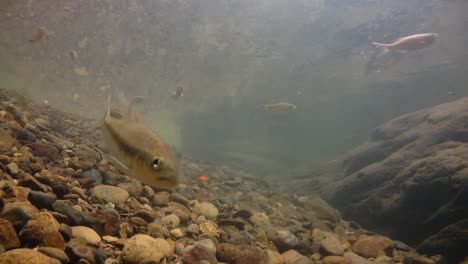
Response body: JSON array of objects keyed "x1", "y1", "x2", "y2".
[
  {"x1": 102, "y1": 235, "x2": 119, "y2": 243},
  {"x1": 320, "y1": 232, "x2": 345, "y2": 256},
  {"x1": 19, "y1": 211, "x2": 65, "y2": 249},
  {"x1": 216, "y1": 243, "x2": 265, "y2": 264},
  {"x1": 0, "y1": 127, "x2": 15, "y2": 152},
  {"x1": 153, "y1": 191, "x2": 170, "y2": 207},
  {"x1": 161, "y1": 214, "x2": 180, "y2": 227},
  {"x1": 323, "y1": 256, "x2": 346, "y2": 264},
  {"x1": 142, "y1": 186, "x2": 155, "y2": 199},
  {"x1": 170, "y1": 228, "x2": 185, "y2": 238},
  {"x1": 182, "y1": 245, "x2": 217, "y2": 264},
  {"x1": 0, "y1": 218, "x2": 21, "y2": 250},
  {"x1": 1, "y1": 202, "x2": 37, "y2": 229},
  {"x1": 121, "y1": 234, "x2": 173, "y2": 263},
  {"x1": 21, "y1": 174, "x2": 49, "y2": 192},
  {"x1": 129, "y1": 216, "x2": 147, "y2": 226},
  {"x1": 56, "y1": 223, "x2": 72, "y2": 241},
  {"x1": 193, "y1": 202, "x2": 219, "y2": 219},
  {"x1": 187, "y1": 223, "x2": 200, "y2": 236},
  {"x1": 6, "y1": 162, "x2": 19, "y2": 175},
  {"x1": 344, "y1": 252, "x2": 372, "y2": 264},
  {"x1": 171, "y1": 193, "x2": 190, "y2": 205},
  {"x1": 104, "y1": 258, "x2": 119, "y2": 264},
  {"x1": 65, "y1": 244, "x2": 97, "y2": 264},
  {"x1": 52, "y1": 201, "x2": 104, "y2": 235},
  {"x1": 403, "y1": 255, "x2": 436, "y2": 264},
  {"x1": 91, "y1": 185, "x2": 129, "y2": 204},
  {"x1": 117, "y1": 182, "x2": 143, "y2": 197},
  {"x1": 271, "y1": 230, "x2": 299, "y2": 252},
  {"x1": 281, "y1": 249, "x2": 314, "y2": 264},
  {"x1": 27, "y1": 190, "x2": 57, "y2": 210},
  {"x1": 83, "y1": 169, "x2": 103, "y2": 184},
  {"x1": 194, "y1": 239, "x2": 217, "y2": 255},
  {"x1": 0, "y1": 248, "x2": 62, "y2": 264},
  {"x1": 71, "y1": 225, "x2": 102, "y2": 246},
  {"x1": 38, "y1": 247, "x2": 70, "y2": 264},
  {"x1": 93, "y1": 209, "x2": 121, "y2": 236},
  {"x1": 147, "y1": 222, "x2": 171, "y2": 238},
  {"x1": 352, "y1": 235, "x2": 393, "y2": 258},
  {"x1": 132, "y1": 210, "x2": 155, "y2": 223},
  {"x1": 249, "y1": 212, "x2": 272, "y2": 227}
]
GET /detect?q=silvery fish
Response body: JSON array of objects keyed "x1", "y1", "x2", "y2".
[
  {"x1": 99, "y1": 96, "x2": 179, "y2": 188},
  {"x1": 264, "y1": 102, "x2": 297, "y2": 112}
]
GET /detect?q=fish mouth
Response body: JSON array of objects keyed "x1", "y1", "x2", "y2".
[{"x1": 155, "y1": 175, "x2": 179, "y2": 188}]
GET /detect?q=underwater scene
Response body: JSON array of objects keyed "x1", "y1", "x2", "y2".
[{"x1": 0, "y1": 0, "x2": 467, "y2": 263}]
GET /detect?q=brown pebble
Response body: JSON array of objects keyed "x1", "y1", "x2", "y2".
[
  {"x1": 130, "y1": 216, "x2": 148, "y2": 226},
  {"x1": 0, "y1": 218, "x2": 21, "y2": 250},
  {"x1": 352, "y1": 235, "x2": 393, "y2": 258}
]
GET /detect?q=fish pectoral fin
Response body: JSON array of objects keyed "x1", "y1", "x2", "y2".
[
  {"x1": 127, "y1": 96, "x2": 144, "y2": 122},
  {"x1": 105, "y1": 154, "x2": 130, "y2": 173}
]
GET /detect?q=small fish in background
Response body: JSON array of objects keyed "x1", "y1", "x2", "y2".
[
  {"x1": 372, "y1": 33, "x2": 439, "y2": 55},
  {"x1": 170, "y1": 86, "x2": 184, "y2": 100},
  {"x1": 29, "y1": 26, "x2": 48, "y2": 42},
  {"x1": 365, "y1": 33, "x2": 438, "y2": 75},
  {"x1": 264, "y1": 102, "x2": 297, "y2": 112},
  {"x1": 99, "y1": 96, "x2": 179, "y2": 189}
]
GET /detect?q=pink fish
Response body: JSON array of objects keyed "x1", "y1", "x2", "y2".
[{"x1": 372, "y1": 33, "x2": 439, "y2": 53}]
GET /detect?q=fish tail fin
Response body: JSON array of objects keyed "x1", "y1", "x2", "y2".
[
  {"x1": 372, "y1": 42, "x2": 389, "y2": 49},
  {"x1": 372, "y1": 42, "x2": 390, "y2": 57},
  {"x1": 128, "y1": 96, "x2": 144, "y2": 121}
]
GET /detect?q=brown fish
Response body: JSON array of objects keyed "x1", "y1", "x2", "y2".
[
  {"x1": 372, "y1": 33, "x2": 439, "y2": 53},
  {"x1": 99, "y1": 96, "x2": 179, "y2": 188},
  {"x1": 30, "y1": 26, "x2": 48, "y2": 42},
  {"x1": 264, "y1": 102, "x2": 297, "y2": 112}
]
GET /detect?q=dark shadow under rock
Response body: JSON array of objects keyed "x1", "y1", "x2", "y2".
[{"x1": 329, "y1": 96, "x2": 468, "y2": 260}]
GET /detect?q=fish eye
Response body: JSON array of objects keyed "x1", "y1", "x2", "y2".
[{"x1": 152, "y1": 157, "x2": 162, "y2": 169}]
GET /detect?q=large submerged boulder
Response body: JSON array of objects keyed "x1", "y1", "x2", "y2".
[{"x1": 330, "y1": 96, "x2": 468, "y2": 261}]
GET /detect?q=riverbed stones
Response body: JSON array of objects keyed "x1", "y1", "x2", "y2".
[
  {"x1": 182, "y1": 245, "x2": 217, "y2": 264},
  {"x1": 71, "y1": 225, "x2": 102, "y2": 246},
  {"x1": 121, "y1": 234, "x2": 173, "y2": 263},
  {"x1": 91, "y1": 185, "x2": 129, "y2": 204},
  {"x1": 0, "y1": 248, "x2": 62, "y2": 264},
  {"x1": 192, "y1": 201, "x2": 219, "y2": 219},
  {"x1": 0, "y1": 218, "x2": 20, "y2": 250},
  {"x1": 0, "y1": 89, "x2": 449, "y2": 264},
  {"x1": 352, "y1": 235, "x2": 393, "y2": 258},
  {"x1": 38, "y1": 247, "x2": 70, "y2": 264},
  {"x1": 216, "y1": 243, "x2": 266, "y2": 264},
  {"x1": 19, "y1": 211, "x2": 65, "y2": 249},
  {"x1": 271, "y1": 230, "x2": 299, "y2": 252}
]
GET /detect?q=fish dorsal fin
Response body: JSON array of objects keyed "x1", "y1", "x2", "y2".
[
  {"x1": 127, "y1": 96, "x2": 144, "y2": 122},
  {"x1": 105, "y1": 94, "x2": 124, "y2": 119}
]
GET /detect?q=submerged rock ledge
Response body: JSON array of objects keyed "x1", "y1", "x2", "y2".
[
  {"x1": 331, "y1": 96, "x2": 468, "y2": 263},
  {"x1": 0, "y1": 88, "x2": 456, "y2": 263}
]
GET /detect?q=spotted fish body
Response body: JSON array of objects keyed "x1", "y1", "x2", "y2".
[{"x1": 99, "y1": 96, "x2": 179, "y2": 188}]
